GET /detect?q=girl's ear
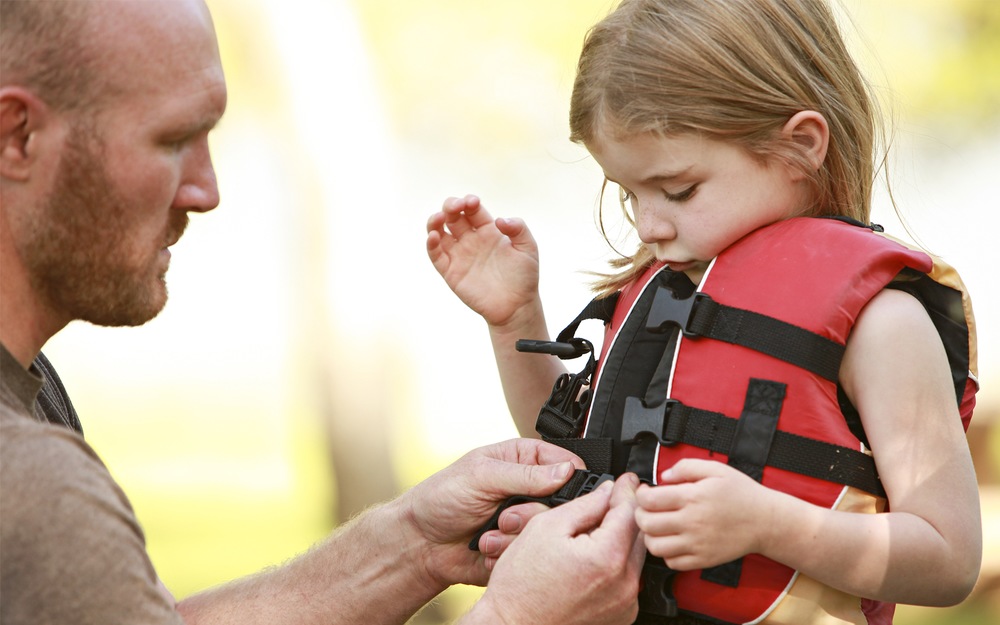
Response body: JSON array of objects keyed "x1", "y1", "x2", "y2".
[{"x1": 782, "y1": 110, "x2": 829, "y2": 172}]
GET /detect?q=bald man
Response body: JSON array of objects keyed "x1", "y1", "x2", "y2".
[{"x1": 0, "y1": 1, "x2": 643, "y2": 623}]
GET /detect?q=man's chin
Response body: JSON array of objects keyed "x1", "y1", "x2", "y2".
[{"x1": 81, "y1": 284, "x2": 168, "y2": 328}]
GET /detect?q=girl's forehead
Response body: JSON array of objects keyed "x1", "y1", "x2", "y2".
[{"x1": 590, "y1": 129, "x2": 706, "y2": 157}]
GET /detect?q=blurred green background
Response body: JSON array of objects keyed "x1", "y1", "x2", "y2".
[{"x1": 43, "y1": 0, "x2": 998, "y2": 623}]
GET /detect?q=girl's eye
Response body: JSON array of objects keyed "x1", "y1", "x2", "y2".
[
  {"x1": 618, "y1": 185, "x2": 635, "y2": 203},
  {"x1": 665, "y1": 185, "x2": 697, "y2": 202}
]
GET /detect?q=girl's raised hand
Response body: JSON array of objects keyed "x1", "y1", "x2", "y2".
[{"x1": 426, "y1": 195, "x2": 541, "y2": 327}]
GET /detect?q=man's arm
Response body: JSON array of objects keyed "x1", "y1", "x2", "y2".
[
  {"x1": 176, "y1": 499, "x2": 443, "y2": 625},
  {"x1": 177, "y1": 438, "x2": 588, "y2": 624}
]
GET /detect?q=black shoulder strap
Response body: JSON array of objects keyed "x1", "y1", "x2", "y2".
[{"x1": 646, "y1": 288, "x2": 845, "y2": 382}]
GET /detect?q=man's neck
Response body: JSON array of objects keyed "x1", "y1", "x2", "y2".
[{"x1": 0, "y1": 242, "x2": 67, "y2": 368}]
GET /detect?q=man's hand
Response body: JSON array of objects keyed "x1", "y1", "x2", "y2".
[
  {"x1": 398, "y1": 438, "x2": 587, "y2": 590},
  {"x1": 463, "y1": 474, "x2": 645, "y2": 625}
]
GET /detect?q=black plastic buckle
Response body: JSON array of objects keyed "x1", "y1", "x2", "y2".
[
  {"x1": 646, "y1": 288, "x2": 708, "y2": 337},
  {"x1": 550, "y1": 471, "x2": 614, "y2": 505},
  {"x1": 638, "y1": 555, "x2": 679, "y2": 617},
  {"x1": 519, "y1": 338, "x2": 596, "y2": 439},
  {"x1": 622, "y1": 397, "x2": 680, "y2": 445},
  {"x1": 535, "y1": 372, "x2": 589, "y2": 438},
  {"x1": 467, "y1": 470, "x2": 613, "y2": 550}
]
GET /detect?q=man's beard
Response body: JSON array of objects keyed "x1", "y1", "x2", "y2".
[{"x1": 25, "y1": 124, "x2": 188, "y2": 327}]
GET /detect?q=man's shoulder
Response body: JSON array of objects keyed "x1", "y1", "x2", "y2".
[
  {"x1": 1, "y1": 403, "x2": 98, "y2": 474},
  {"x1": 0, "y1": 406, "x2": 131, "y2": 531},
  {"x1": 0, "y1": 405, "x2": 182, "y2": 625}
]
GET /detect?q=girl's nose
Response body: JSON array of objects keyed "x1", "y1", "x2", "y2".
[{"x1": 634, "y1": 201, "x2": 675, "y2": 244}]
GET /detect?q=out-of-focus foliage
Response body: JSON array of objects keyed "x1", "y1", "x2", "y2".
[
  {"x1": 846, "y1": 0, "x2": 1000, "y2": 137},
  {"x1": 348, "y1": 0, "x2": 615, "y2": 148}
]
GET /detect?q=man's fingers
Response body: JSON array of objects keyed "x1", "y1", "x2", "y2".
[
  {"x1": 528, "y1": 480, "x2": 614, "y2": 536},
  {"x1": 498, "y1": 501, "x2": 551, "y2": 534},
  {"x1": 609, "y1": 473, "x2": 640, "y2": 508},
  {"x1": 471, "y1": 457, "x2": 575, "y2": 509},
  {"x1": 520, "y1": 439, "x2": 586, "y2": 470},
  {"x1": 478, "y1": 530, "x2": 515, "y2": 559},
  {"x1": 595, "y1": 475, "x2": 641, "y2": 543}
]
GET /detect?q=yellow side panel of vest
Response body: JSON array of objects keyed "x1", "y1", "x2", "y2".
[{"x1": 756, "y1": 487, "x2": 883, "y2": 625}]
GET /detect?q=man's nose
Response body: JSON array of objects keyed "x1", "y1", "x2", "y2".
[{"x1": 174, "y1": 138, "x2": 220, "y2": 214}]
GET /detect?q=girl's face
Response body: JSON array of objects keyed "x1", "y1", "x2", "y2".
[{"x1": 588, "y1": 131, "x2": 810, "y2": 284}]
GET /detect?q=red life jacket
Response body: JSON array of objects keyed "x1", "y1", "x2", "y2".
[{"x1": 543, "y1": 217, "x2": 977, "y2": 625}]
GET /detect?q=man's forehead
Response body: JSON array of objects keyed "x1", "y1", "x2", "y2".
[
  {"x1": 85, "y1": 0, "x2": 225, "y2": 105},
  {"x1": 88, "y1": 0, "x2": 221, "y2": 74}
]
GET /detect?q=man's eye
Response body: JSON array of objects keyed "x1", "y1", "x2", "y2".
[
  {"x1": 664, "y1": 185, "x2": 697, "y2": 202},
  {"x1": 162, "y1": 138, "x2": 185, "y2": 151}
]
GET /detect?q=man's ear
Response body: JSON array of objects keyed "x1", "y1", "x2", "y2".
[
  {"x1": 782, "y1": 110, "x2": 829, "y2": 173},
  {"x1": 1, "y1": 87, "x2": 53, "y2": 182}
]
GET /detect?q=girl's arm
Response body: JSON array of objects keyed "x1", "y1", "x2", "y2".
[
  {"x1": 637, "y1": 288, "x2": 981, "y2": 606},
  {"x1": 426, "y1": 195, "x2": 566, "y2": 435},
  {"x1": 486, "y1": 296, "x2": 567, "y2": 437}
]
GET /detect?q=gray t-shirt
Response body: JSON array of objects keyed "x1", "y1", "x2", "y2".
[{"x1": 0, "y1": 344, "x2": 183, "y2": 624}]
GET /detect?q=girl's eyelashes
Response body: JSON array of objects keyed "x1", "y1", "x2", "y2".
[
  {"x1": 664, "y1": 185, "x2": 697, "y2": 202},
  {"x1": 618, "y1": 184, "x2": 698, "y2": 204}
]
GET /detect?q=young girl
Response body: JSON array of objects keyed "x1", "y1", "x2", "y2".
[{"x1": 426, "y1": 0, "x2": 981, "y2": 623}]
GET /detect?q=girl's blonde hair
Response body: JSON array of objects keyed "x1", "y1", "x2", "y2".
[{"x1": 569, "y1": 0, "x2": 885, "y2": 293}]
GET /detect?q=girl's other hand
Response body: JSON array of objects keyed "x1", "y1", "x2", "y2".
[{"x1": 426, "y1": 194, "x2": 541, "y2": 328}]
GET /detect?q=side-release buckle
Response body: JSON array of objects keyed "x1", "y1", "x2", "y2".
[
  {"x1": 517, "y1": 338, "x2": 596, "y2": 439},
  {"x1": 622, "y1": 397, "x2": 682, "y2": 445},
  {"x1": 638, "y1": 555, "x2": 679, "y2": 618},
  {"x1": 646, "y1": 288, "x2": 709, "y2": 337},
  {"x1": 468, "y1": 470, "x2": 614, "y2": 550}
]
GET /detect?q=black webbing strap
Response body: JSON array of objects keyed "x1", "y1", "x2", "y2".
[
  {"x1": 700, "y1": 379, "x2": 787, "y2": 588},
  {"x1": 524, "y1": 292, "x2": 619, "y2": 441},
  {"x1": 555, "y1": 292, "x2": 619, "y2": 343},
  {"x1": 647, "y1": 289, "x2": 845, "y2": 382},
  {"x1": 727, "y1": 379, "x2": 786, "y2": 482},
  {"x1": 543, "y1": 437, "x2": 615, "y2": 475},
  {"x1": 622, "y1": 398, "x2": 885, "y2": 498}
]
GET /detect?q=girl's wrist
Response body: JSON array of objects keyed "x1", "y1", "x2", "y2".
[{"x1": 487, "y1": 297, "x2": 547, "y2": 340}]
